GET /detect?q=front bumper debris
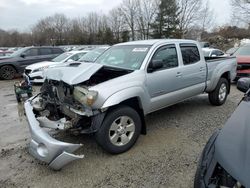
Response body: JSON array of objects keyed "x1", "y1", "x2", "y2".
[{"x1": 24, "y1": 97, "x2": 84, "y2": 170}]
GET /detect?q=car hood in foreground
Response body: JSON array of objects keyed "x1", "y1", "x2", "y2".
[
  {"x1": 44, "y1": 63, "x2": 103, "y2": 85},
  {"x1": 215, "y1": 100, "x2": 250, "y2": 187}
]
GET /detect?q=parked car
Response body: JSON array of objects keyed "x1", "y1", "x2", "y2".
[
  {"x1": 25, "y1": 50, "x2": 89, "y2": 83},
  {"x1": 194, "y1": 77, "x2": 250, "y2": 188},
  {"x1": 78, "y1": 46, "x2": 110, "y2": 63},
  {"x1": 24, "y1": 39, "x2": 237, "y2": 170},
  {"x1": 0, "y1": 46, "x2": 64, "y2": 80},
  {"x1": 0, "y1": 50, "x2": 13, "y2": 57},
  {"x1": 202, "y1": 48, "x2": 227, "y2": 58},
  {"x1": 233, "y1": 44, "x2": 250, "y2": 80}
]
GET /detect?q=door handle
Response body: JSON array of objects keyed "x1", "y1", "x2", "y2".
[
  {"x1": 200, "y1": 67, "x2": 205, "y2": 71},
  {"x1": 176, "y1": 72, "x2": 182, "y2": 77}
]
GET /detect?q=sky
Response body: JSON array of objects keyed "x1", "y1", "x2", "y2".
[{"x1": 0, "y1": 0, "x2": 232, "y2": 31}]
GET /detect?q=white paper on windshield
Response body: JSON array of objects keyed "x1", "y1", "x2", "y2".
[{"x1": 132, "y1": 48, "x2": 148, "y2": 52}]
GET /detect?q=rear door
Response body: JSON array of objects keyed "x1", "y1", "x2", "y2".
[{"x1": 177, "y1": 43, "x2": 206, "y2": 98}]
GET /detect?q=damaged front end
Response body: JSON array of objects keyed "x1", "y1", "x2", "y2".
[{"x1": 25, "y1": 79, "x2": 102, "y2": 170}]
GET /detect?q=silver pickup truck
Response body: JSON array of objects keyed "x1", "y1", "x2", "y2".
[{"x1": 24, "y1": 39, "x2": 237, "y2": 170}]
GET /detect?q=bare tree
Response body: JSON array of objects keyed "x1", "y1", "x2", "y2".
[
  {"x1": 231, "y1": 0, "x2": 250, "y2": 25},
  {"x1": 177, "y1": 0, "x2": 202, "y2": 38},
  {"x1": 120, "y1": 0, "x2": 139, "y2": 40},
  {"x1": 199, "y1": 0, "x2": 214, "y2": 32},
  {"x1": 109, "y1": 7, "x2": 125, "y2": 42},
  {"x1": 136, "y1": 0, "x2": 159, "y2": 39}
]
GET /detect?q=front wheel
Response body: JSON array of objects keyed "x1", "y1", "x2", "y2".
[
  {"x1": 0, "y1": 65, "x2": 16, "y2": 80},
  {"x1": 209, "y1": 78, "x2": 229, "y2": 106},
  {"x1": 95, "y1": 106, "x2": 142, "y2": 154}
]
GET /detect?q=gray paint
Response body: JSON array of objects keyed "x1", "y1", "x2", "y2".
[
  {"x1": 215, "y1": 100, "x2": 250, "y2": 187},
  {"x1": 24, "y1": 39, "x2": 237, "y2": 169}
]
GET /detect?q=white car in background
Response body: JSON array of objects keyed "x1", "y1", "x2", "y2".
[
  {"x1": 202, "y1": 48, "x2": 228, "y2": 58},
  {"x1": 25, "y1": 50, "x2": 89, "y2": 83}
]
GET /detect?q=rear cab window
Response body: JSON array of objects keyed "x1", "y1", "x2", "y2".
[{"x1": 180, "y1": 44, "x2": 200, "y2": 65}]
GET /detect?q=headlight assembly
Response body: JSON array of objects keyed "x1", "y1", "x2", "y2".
[{"x1": 73, "y1": 86, "x2": 98, "y2": 106}]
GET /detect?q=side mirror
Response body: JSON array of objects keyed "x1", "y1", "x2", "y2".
[
  {"x1": 237, "y1": 78, "x2": 250, "y2": 93},
  {"x1": 211, "y1": 54, "x2": 217, "y2": 57},
  {"x1": 20, "y1": 53, "x2": 26, "y2": 58},
  {"x1": 148, "y1": 60, "x2": 164, "y2": 73}
]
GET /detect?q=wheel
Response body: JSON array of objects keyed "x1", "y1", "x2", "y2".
[
  {"x1": 95, "y1": 106, "x2": 142, "y2": 154},
  {"x1": 0, "y1": 65, "x2": 16, "y2": 80},
  {"x1": 16, "y1": 94, "x2": 21, "y2": 103},
  {"x1": 209, "y1": 78, "x2": 229, "y2": 106}
]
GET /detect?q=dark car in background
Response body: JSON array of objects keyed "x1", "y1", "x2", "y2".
[
  {"x1": 0, "y1": 46, "x2": 64, "y2": 80},
  {"x1": 194, "y1": 77, "x2": 250, "y2": 188}
]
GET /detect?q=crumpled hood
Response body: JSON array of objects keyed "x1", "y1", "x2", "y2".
[
  {"x1": 215, "y1": 100, "x2": 250, "y2": 187},
  {"x1": 44, "y1": 63, "x2": 103, "y2": 85},
  {"x1": 26, "y1": 61, "x2": 57, "y2": 70}
]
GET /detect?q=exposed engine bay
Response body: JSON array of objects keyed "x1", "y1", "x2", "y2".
[{"x1": 30, "y1": 66, "x2": 132, "y2": 132}]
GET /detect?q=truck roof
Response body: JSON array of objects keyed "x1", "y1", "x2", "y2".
[{"x1": 115, "y1": 39, "x2": 197, "y2": 46}]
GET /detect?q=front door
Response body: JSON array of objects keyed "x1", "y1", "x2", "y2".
[{"x1": 146, "y1": 44, "x2": 183, "y2": 112}]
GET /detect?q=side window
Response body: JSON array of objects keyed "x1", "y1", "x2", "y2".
[
  {"x1": 40, "y1": 48, "x2": 52, "y2": 55},
  {"x1": 180, "y1": 44, "x2": 200, "y2": 65},
  {"x1": 25, "y1": 48, "x2": 39, "y2": 56},
  {"x1": 150, "y1": 45, "x2": 178, "y2": 70},
  {"x1": 52, "y1": 48, "x2": 64, "y2": 54},
  {"x1": 215, "y1": 50, "x2": 224, "y2": 56}
]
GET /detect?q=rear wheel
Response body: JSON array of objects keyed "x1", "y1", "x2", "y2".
[
  {"x1": 0, "y1": 65, "x2": 16, "y2": 80},
  {"x1": 95, "y1": 106, "x2": 141, "y2": 154},
  {"x1": 209, "y1": 78, "x2": 229, "y2": 106}
]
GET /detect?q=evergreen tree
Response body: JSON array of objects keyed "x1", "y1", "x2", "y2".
[{"x1": 151, "y1": 0, "x2": 180, "y2": 39}]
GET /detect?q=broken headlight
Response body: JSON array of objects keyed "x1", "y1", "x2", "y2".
[{"x1": 73, "y1": 86, "x2": 98, "y2": 106}]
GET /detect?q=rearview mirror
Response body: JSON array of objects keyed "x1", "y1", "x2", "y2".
[
  {"x1": 237, "y1": 78, "x2": 250, "y2": 93},
  {"x1": 148, "y1": 60, "x2": 164, "y2": 73}
]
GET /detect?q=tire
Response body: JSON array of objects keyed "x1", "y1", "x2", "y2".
[
  {"x1": 0, "y1": 65, "x2": 17, "y2": 80},
  {"x1": 209, "y1": 78, "x2": 229, "y2": 106},
  {"x1": 95, "y1": 105, "x2": 142, "y2": 154},
  {"x1": 16, "y1": 94, "x2": 21, "y2": 103}
]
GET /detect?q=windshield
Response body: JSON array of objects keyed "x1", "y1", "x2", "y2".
[
  {"x1": 95, "y1": 45, "x2": 151, "y2": 70},
  {"x1": 52, "y1": 52, "x2": 73, "y2": 62},
  {"x1": 79, "y1": 48, "x2": 108, "y2": 62},
  {"x1": 233, "y1": 46, "x2": 250, "y2": 56}
]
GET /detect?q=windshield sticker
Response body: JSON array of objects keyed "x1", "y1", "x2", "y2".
[{"x1": 132, "y1": 48, "x2": 148, "y2": 52}]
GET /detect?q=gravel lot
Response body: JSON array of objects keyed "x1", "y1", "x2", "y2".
[{"x1": 0, "y1": 79, "x2": 243, "y2": 188}]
